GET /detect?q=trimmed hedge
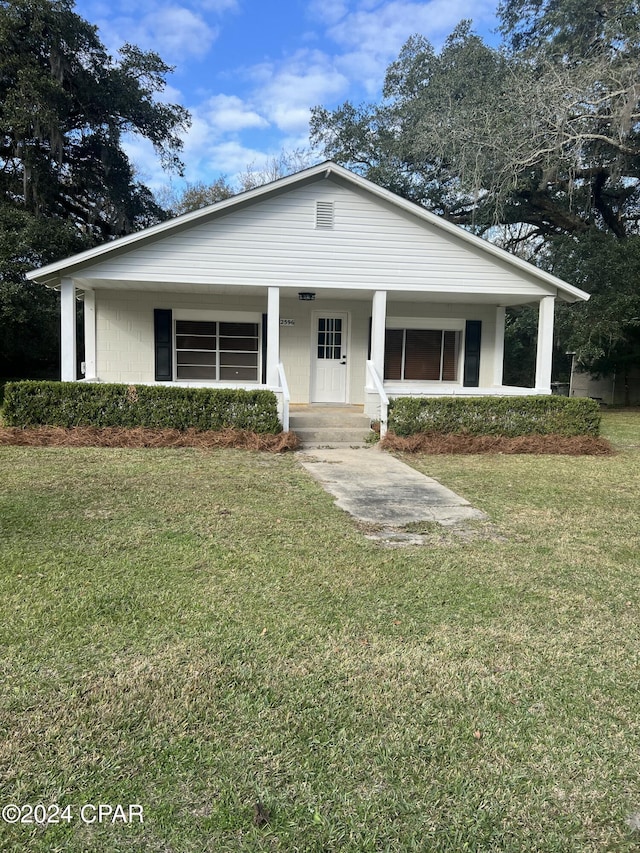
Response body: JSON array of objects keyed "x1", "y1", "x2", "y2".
[
  {"x1": 2, "y1": 381, "x2": 282, "y2": 434},
  {"x1": 388, "y1": 395, "x2": 601, "y2": 437}
]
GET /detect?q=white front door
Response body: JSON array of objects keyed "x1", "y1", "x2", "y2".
[{"x1": 312, "y1": 313, "x2": 348, "y2": 403}]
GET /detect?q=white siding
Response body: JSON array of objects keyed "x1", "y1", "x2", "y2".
[
  {"x1": 83, "y1": 181, "x2": 553, "y2": 300},
  {"x1": 95, "y1": 291, "x2": 499, "y2": 400},
  {"x1": 278, "y1": 298, "x2": 313, "y2": 403},
  {"x1": 95, "y1": 290, "x2": 266, "y2": 384}
]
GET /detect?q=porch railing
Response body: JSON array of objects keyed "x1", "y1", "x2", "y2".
[
  {"x1": 277, "y1": 362, "x2": 290, "y2": 432},
  {"x1": 366, "y1": 360, "x2": 389, "y2": 438}
]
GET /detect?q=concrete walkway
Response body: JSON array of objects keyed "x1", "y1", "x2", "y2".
[{"x1": 297, "y1": 445, "x2": 486, "y2": 535}]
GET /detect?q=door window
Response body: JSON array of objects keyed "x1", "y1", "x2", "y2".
[{"x1": 317, "y1": 317, "x2": 343, "y2": 359}]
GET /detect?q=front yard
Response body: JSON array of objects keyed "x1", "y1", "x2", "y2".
[{"x1": 0, "y1": 412, "x2": 638, "y2": 851}]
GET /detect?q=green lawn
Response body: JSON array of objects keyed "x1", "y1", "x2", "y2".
[{"x1": 1, "y1": 411, "x2": 639, "y2": 852}]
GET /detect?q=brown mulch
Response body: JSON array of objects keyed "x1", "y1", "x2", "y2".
[
  {"x1": 0, "y1": 426, "x2": 300, "y2": 452},
  {"x1": 380, "y1": 432, "x2": 614, "y2": 455},
  {"x1": 0, "y1": 428, "x2": 613, "y2": 456}
]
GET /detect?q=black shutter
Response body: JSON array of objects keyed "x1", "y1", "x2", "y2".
[
  {"x1": 261, "y1": 313, "x2": 267, "y2": 384},
  {"x1": 463, "y1": 320, "x2": 482, "y2": 387},
  {"x1": 154, "y1": 309, "x2": 173, "y2": 381}
]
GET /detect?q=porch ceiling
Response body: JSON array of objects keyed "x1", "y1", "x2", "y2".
[{"x1": 72, "y1": 277, "x2": 540, "y2": 307}]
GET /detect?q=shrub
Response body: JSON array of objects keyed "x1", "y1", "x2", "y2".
[
  {"x1": 388, "y1": 396, "x2": 601, "y2": 437},
  {"x1": 2, "y1": 381, "x2": 282, "y2": 434}
]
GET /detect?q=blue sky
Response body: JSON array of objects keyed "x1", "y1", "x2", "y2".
[{"x1": 72, "y1": 0, "x2": 500, "y2": 191}]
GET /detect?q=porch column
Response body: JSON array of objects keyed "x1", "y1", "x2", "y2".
[
  {"x1": 83, "y1": 289, "x2": 96, "y2": 379},
  {"x1": 535, "y1": 296, "x2": 555, "y2": 392},
  {"x1": 370, "y1": 290, "x2": 387, "y2": 378},
  {"x1": 60, "y1": 277, "x2": 77, "y2": 381},
  {"x1": 493, "y1": 306, "x2": 506, "y2": 386},
  {"x1": 266, "y1": 286, "x2": 280, "y2": 386}
]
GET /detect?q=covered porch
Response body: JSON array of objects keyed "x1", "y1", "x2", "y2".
[
  {"x1": 59, "y1": 278, "x2": 557, "y2": 435},
  {"x1": 363, "y1": 289, "x2": 555, "y2": 436}
]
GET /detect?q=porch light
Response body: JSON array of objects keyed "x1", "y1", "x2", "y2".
[{"x1": 298, "y1": 292, "x2": 316, "y2": 301}]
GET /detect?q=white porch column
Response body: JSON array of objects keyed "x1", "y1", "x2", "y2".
[
  {"x1": 535, "y1": 296, "x2": 555, "y2": 392},
  {"x1": 83, "y1": 289, "x2": 96, "y2": 379},
  {"x1": 266, "y1": 286, "x2": 280, "y2": 387},
  {"x1": 60, "y1": 277, "x2": 77, "y2": 381},
  {"x1": 493, "y1": 306, "x2": 506, "y2": 386},
  {"x1": 370, "y1": 290, "x2": 387, "y2": 378}
]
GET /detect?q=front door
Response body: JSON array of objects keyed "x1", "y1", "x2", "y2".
[{"x1": 312, "y1": 313, "x2": 348, "y2": 403}]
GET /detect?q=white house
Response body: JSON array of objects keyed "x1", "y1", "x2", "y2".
[{"x1": 27, "y1": 161, "x2": 589, "y2": 432}]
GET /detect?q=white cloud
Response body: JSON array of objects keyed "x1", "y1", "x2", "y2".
[
  {"x1": 202, "y1": 94, "x2": 269, "y2": 133},
  {"x1": 91, "y1": 5, "x2": 218, "y2": 63},
  {"x1": 172, "y1": 95, "x2": 274, "y2": 183},
  {"x1": 329, "y1": 0, "x2": 495, "y2": 50},
  {"x1": 307, "y1": 0, "x2": 349, "y2": 25},
  {"x1": 151, "y1": 7, "x2": 218, "y2": 59},
  {"x1": 196, "y1": 0, "x2": 239, "y2": 10},
  {"x1": 85, "y1": 0, "x2": 238, "y2": 18},
  {"x1": 201, "y1": 141, "x2": 275, "y2": 178},
  {"x1": 156, "y1": 83, "x2": 185, "y2": 105},
  {"x1": 124, "y1": 131, "x2": 270, "y2": 190},
  {"x1": 175, "y1": 93, "x2": 269, "y2": 172},
  {"x1": 250, "y1": 50, "x2": 350, "y2": 133},
  {"x1": 123, "y1": 136, "x2": 169, "y2": 190},
  {"x1": 181, "y1": 113, "x2": 217, "y2": 160},
  {"x1": 113, "y1": 0, "x2": 501, "y2": 191},
  {"x1": 324, "y1": 0, "x2": 498, "y2": 94}
]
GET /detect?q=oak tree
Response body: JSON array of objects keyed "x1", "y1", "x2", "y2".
[
  {"x1": 0, "y1": 0, "x2": 190, "y2": 376},
  {"x1": 310, "y1": 2, "x2": 640, "y2": 376}
]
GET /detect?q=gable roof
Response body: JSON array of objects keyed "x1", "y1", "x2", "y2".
[{"x1": 27, "y1": 161, "x2": 589, "y2": 302}]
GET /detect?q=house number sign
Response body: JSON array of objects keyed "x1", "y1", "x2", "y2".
[{"x1": 280, "y1": 319, "x2": 295, "y2": 326}]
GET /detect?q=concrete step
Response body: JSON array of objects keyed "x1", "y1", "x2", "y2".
[
  {"x1": 289, "y1": 406, "x2": 375, "y2": 447},
  {"x1": 300, "y1": 443, "x2": 373, "y2": 450},
  {"x1": 293, "y1": 427, "x2": 374, "y2": 445},
  {"x1": 289, "y1": 407, "x2": 370, "y2": 429}
]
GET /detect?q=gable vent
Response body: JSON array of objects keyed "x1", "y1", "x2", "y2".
[{"x1": 315, "y1": 200, "x2": 334, "y2": 229}]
